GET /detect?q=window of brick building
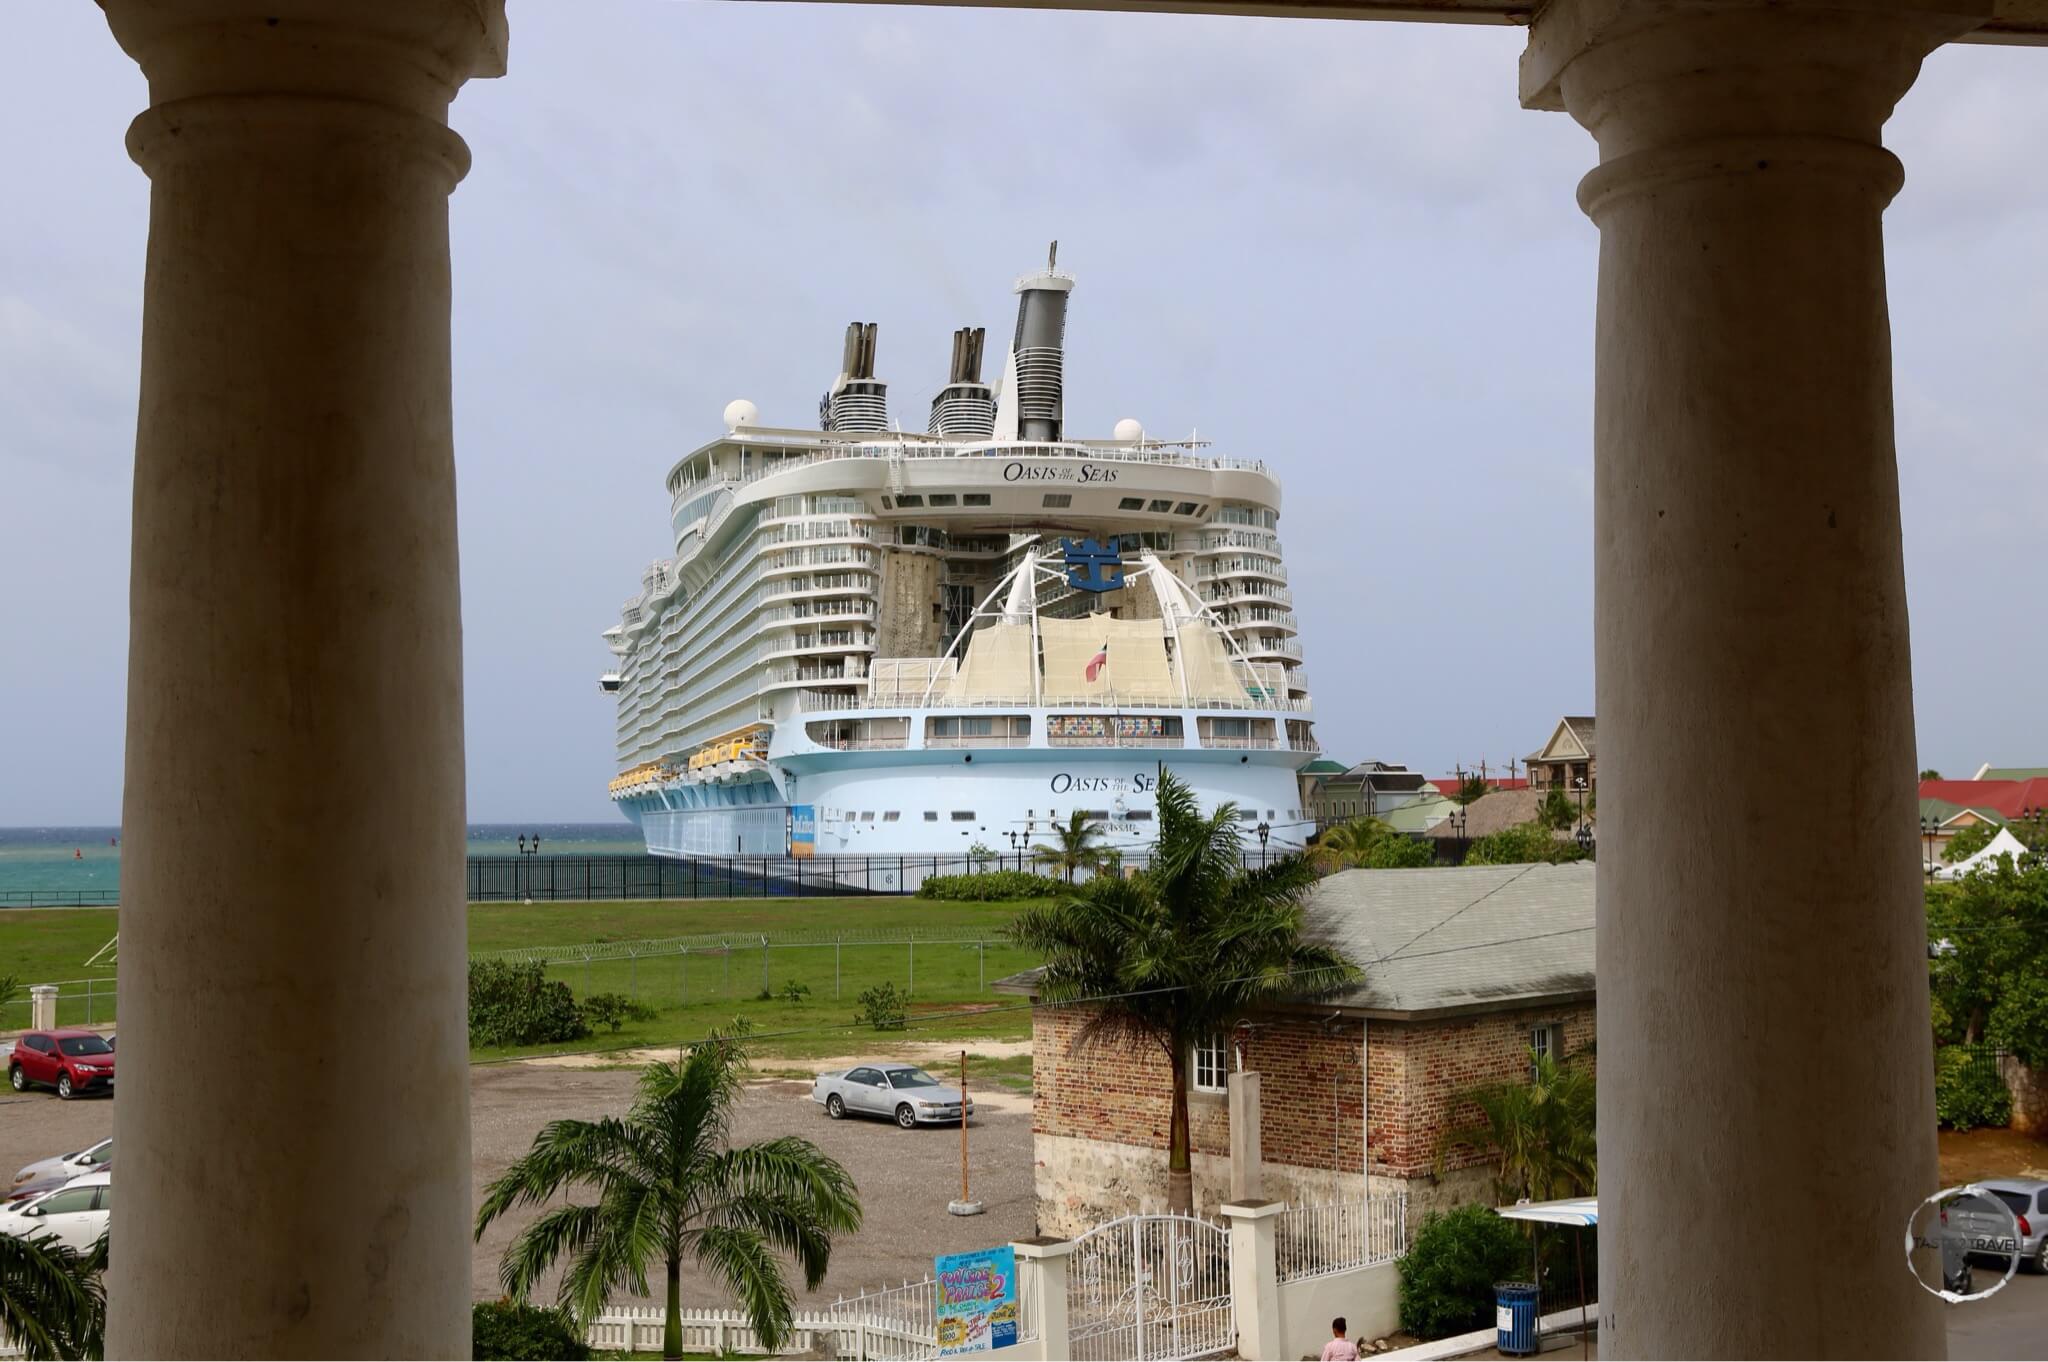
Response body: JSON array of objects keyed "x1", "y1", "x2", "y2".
[
  {"x1": 1192, "y1": 1034, "x2": 1228, "y2": 1093},
  {"x1": 1530, "y1": 1022, "x2": 1564, "y2": 1078}
]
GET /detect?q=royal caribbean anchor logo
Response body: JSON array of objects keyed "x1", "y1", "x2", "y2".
[{"x1": 1060, "y1": 538, "x2": 1124, "y2": 593}]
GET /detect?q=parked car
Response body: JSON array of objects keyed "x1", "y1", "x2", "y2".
[
  {"x1": 0, "y1": 1172, "x2": 111, "y2": 1254},
  {"x1": 6, "y1": 1030, "x2": 116, "y2": 1099},
  {"x1": 812, "y1": 1063, "x2": 973, "y2": 1129},
  {"x1": 12, "y1": 1139, "x2": 113, "y2": 1192},
  {"x1": 1954, "y1": 1179, "x2": 2048, "y2": 1275}
]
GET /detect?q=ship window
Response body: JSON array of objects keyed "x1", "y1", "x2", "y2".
[
  {"x1": 1147, "y1": 499, "x2": 1172, "y2": 513},
  {"x1": 1079, "y1": 809, "x2": 1111, "y2": 822},
  {"x1": 1237, "y1": 811, "x2": 1259, "y2": 822},
  {"x1": 951, "y1": 810, "x2": 976, "y2": 821},
  {"x1": 861, "y1": 811, "x2": 875, "y2": 821},
  {"x1": 1128, "y1": 810, "x2": 1154, "y2": 821},
  {"x1": 896, "y1": 494, "x2": 924, "y2": 507},
  {"x1": 1174, "y1": 502, "x2": 1198, "y2": 515},
  {"x1": 1118, "y1": 497, "x2": 1145, "y2": 511},
  {"x1": 879, "y1": 496, "x2": 892, "y2": 509},
  {"x1": 924, "y1": 811, "x2": 939, "y2": 822},
  {"x1": 883, "y1": 811, "x2": 901, "y2": 822},
  {"x1": 1196, "y1": 505, "x2": 1210, "y2": 516},
  {"x1": 928, "y1": 493, "x2": 957, "y2": 507},
  {"x1": 964, "y1": 493, "x2": 991, "y2": 506},
  {"x1": 1042, "y1": 493, "x2": 1072, "y2": 508}
]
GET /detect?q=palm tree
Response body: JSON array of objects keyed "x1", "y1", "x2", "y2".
[
  {"x1": 0, "y1": 1230, "x2": 107, "y2": 1361},
  {"x1": 1009, "y1": 768, "x2": 1358, "y2": 1213},
  {"x1": 1437, "y1": 1050, "x2": 1597, "y2": 1203},
  {"x1": 1034, "y1": 810, "x2": 1107, "y2": 883},
  {"x1": 1309, "y1": 817, "x2": 1432, "y2": 872},
  {"x1": 475, "y1": 1040, "x2": 862, "y2": 1360}
]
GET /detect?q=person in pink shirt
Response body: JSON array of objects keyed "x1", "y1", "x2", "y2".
[{"x1": 1321, "y1": 1316, "x2": 1361, "y2": 1361}]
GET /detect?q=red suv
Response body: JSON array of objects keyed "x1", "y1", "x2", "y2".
[{"x1": 7, "y1": 1030, "x2": 116, "y2": 1099}]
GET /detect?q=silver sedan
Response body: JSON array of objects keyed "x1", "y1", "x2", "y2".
[
  {"x1": 812, "y1": 1063, "x2": 974, "y2": 1129},
  {"x1": 1955, "y1": 1179, "x2": 2048, "y2": 1275}
]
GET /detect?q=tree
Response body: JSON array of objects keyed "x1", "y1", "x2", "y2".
[
  {"x1": 1920, "y1": 769, "x2": 1943, "y2": 781},
  {"x1": 1538, "y1": 788, "x2": 1576, "y2": 832},
  {"x1": 1927, "y1": 852, "x2": 2048, "y2": 1064},
  {"x1": 1943, "y1": 822, "x2": 1999, "y2": 864},
  {"x1": 1311, "y1": 818, "x2": 1433, "y2": 872},
  {"x1": 1465, "y1": 821, "x2": 1590, "y2": 867},
  {"x1": 1438, "y1": 1051, "x2": 1597, "y2": 1203},
  {"x1": 1454, "y1": 775, "x2": 1489, "y2": 806},
  {"x1": 1008, "y1": 768, "x2": 1358, "y2": 1213},
  {"x1": 0, "y1": 1230, "x2": 106, "y2": 1361},
  {"x1": 1034, "y1": 810, "x2": 1107, "y2": 884},
  {"x1": 475, "y1": 1040, "x2": 862, "y2": 1360}
]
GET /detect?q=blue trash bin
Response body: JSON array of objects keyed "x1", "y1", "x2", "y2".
[{"x1": 1495, "y1": 1281, "x2": 1540, "y2": 1356}]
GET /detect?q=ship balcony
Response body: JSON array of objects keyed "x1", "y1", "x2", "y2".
[
  {"x1": 925, "y1": 733, "x2": 1035, "y2": 749},
  {"x1": 761, "y1": 575, "x2": 877, "y2": 600},
  {"x1": 1193, "y1": 531, "x2": 1282, "y2": 555},
  {"x1": 1217, "y1": 609, "x2": 1299, "y2": 631},
  {"x1": 756, "y1": 601, "x2": 876, "y2": 626},
  {"x1": 1195, "y1": 556, "x2": 1288, "y2": 583},
  {"x1": 1201, "y1": 583, "x2": 1292, "y2": 607},
  {"x1": 804, "y1": 715, "x2": 910, "y2": 751},
  {"x1": 758, "y1": 634, "x2": 877, "y2": 664},
  {"x1": 926, "y1": 715, "x2": 1031, "y2": 748},
  {"x1": 759, "y1": 664, "x2": 860, "y2": 690},
  {"x1": 1244, "y1": 636, "x2": 1305, "y2": 661},
  {"x1": 1046, "y1": 732, "x2": 1185, "y2": 749}
]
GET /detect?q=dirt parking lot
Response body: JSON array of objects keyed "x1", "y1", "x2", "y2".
[{"x1": 0, "y1": 1057, "x2": 1036, "y2": 1310}]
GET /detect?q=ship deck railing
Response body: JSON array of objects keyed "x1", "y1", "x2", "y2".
[{"x1": 797, "y1": 688, "x2": 1311, "y2": 714}]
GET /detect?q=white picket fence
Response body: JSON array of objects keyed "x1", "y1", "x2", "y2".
[
  {"x1": 584, "y1": 1302, "x2": 928, "y2": 1358},
  {"x1": 1274, "y1": 1194, "x2": 1409, "y2": 1283}
]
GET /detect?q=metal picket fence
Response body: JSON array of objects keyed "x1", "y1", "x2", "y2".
[{"x1": 1274, "y1": 1194, "x2": 1409, "y2": 1283}]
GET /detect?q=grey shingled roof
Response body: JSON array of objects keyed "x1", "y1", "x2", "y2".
[
  {"x1": 993, "y1": 862, "x2": 1596, "y2": 1021},
  {"x1": 1301, "y1": 863, "x2": 1595, "y2": 1018}
]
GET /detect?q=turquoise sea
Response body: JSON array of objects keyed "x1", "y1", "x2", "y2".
[{"x1": 0, "y1": 822, "x2": 645, "y2": 900}]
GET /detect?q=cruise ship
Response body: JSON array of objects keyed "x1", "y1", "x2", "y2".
[{"x1": 602, "y1": 251, "x2": 1316, "y2": 871}]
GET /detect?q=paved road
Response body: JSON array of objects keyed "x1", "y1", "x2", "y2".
[{"x1": 0, "y1": 1060, "x2": 1036, "y2": 1310}]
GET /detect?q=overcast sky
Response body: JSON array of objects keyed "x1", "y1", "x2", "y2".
[{"x1": 3, "y1": 3, "x2": 2045, "y2": 826}]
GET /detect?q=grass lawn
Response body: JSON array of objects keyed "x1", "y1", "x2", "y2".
[{"x1": 2, "y1": 899, "x2": 1047, "y2": 1057}]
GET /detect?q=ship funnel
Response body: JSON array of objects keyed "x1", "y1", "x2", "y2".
[
  {"x1": 993, "y1": 242, "x2": 1075, "y2": 442},
  {"x1": 821, "y1": 321, "x2": 889, "y2": 433},
  {"x1": 927, "y1": 326, "x2": 996, "y2": 438}
]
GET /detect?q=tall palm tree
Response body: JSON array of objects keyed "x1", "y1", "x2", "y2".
[
  {"x1": 1437, "y1": 1050, "x2": 1597, "y2": 1203},
  {"x1": 1034, "y1": 810, "x2": 1107, "y2": 883},
  {"x1": 1310, "y1": 817, "x2": 1432, "y2": 872},
  {"x1": 0, "y1": 1230, "x2": 107, "y2": 1361},
  {"x1": 1010, "y1": 768, "x2": 1358, "y2": 1213},
  {"x1": 476, "y1": 1039, "x2": 862, "y2": 1360}
]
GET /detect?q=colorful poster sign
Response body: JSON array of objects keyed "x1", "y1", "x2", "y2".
[
  {"x1": 789, "y1": 805, "x2": 816, "y2": 859},
  {"x1": 934, "y1": 1246, "x2": 1018, "y2": 1355}
]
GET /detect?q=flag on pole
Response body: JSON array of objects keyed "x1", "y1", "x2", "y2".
[{"x1": 1085, "y1": 640, "x2": 1109, "y2": 683}]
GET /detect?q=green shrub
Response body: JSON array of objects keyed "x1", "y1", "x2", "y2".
[
  {"x1": 579, "y1": 992, "x2": 655, "y2": 1034},
  {"x1": 1935, "y1": 1047, "x2": 2013, "y2": 1131},
  {"x1": 468, "y1": 960, "x2": 590, "y2": 1048},
  {"x1": 1465, "y1": 821, "x2": 1591, "y2": 867},
  {"x1": 856, "y1": 981, "x2": 908, "y2": 1031},
  {"x1": 779, "y1": 978, "x2": 812, "y2": 1004},
  {"x1": 472, "y1": 1299, "x2": 590, "y2": 1360},
  {"x1": 917, "y1": 870, "x2": 1068, "y2": 901},
  {"x1": 1397, "y1": 1204, "x2": 1528, "y2": 1340}
]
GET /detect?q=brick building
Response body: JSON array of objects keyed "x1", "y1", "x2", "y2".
[
  {"x1": 1526, "y1": 716, "x2": 1597, "y2": 794},
  {"x1": 1000, "y1": 863, "x2": 1595, "y2": 1235}
]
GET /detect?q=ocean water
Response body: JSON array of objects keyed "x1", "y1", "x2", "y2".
[{"x1": 0, "y1": 821, "x2": 644, "y2": 898}]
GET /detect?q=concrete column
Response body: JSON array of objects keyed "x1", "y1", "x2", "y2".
[
  {"x1": 29, "y1": 985, "x2": 59, "y2": 1030},
  {"x1": 1522, "y1": 2, "x2": 1974, "y2": 1356},
  {"x1": 1220, "y1": 1199, "x2": 1282, "y2": 1362},
  {"x1": 1011, "y1": 1236, "x2": 1076, "y2": 1361},
  {"x1": 98, "y1": 3, "x2": 505, "y2": 1357},
  {"x1": 1226, "y1": 1070, "x2": 1263, "y2": 1201}
]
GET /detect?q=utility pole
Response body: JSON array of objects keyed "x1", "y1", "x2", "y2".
[{"x1": 948, "y1": 1049, "x2": 983, "y2": 1216}]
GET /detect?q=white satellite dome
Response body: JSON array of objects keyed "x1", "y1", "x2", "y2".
[
  {"x1": 723, "y1": 398, "x2": 759, "y2": 429},
  {"x1": 1113, "y1": 417, "x2": 1144, "y2": 443}
]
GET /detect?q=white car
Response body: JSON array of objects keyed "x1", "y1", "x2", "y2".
[
  {"x1": 811, "y1": 1063, "x2": 974, "y2": 1129},
  {"x1": 12, "y1": 1138, "x2": 113, "y2": 1191},
  {"x1": 0, "y1": 1171, "x2": 111, "y2": 1254}
]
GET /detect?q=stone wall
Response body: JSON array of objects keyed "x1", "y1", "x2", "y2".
[
  {"x1": 874, "y1": 549, "x2": 942, "y2": 659},
  {"x1": 2001, "y1": 1055, "x2": 2048, "y2": 1136}
]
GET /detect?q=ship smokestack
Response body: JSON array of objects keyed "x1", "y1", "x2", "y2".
[
  {"x1": 821, "y1": 321, "x2": 889, "y2": 433},
  {"x1": 993, "y1": 242, "x2": 1075, "y2": 443},
  {"x1": 927, "y1": 326, "x2": 996, "y2": 437}
]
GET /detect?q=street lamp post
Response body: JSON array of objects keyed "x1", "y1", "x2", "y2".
[
  {"x1": 1256, "y1": 821, "x2": 1270, "y2": 864},
  {"x1": 1920, "y1": 815, "x2": 1938, "y2": 881},
  {"x1": 517, "y1": 831, "x2": 542, "y2": 904},
  {"x1": 1574, "y1": 776, "x2": 1592, "y2": 855}
]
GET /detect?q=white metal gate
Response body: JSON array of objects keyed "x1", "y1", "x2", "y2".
[{"x1": 1068, "y1": 1213, "x2": 1234, "y2": 1361}]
